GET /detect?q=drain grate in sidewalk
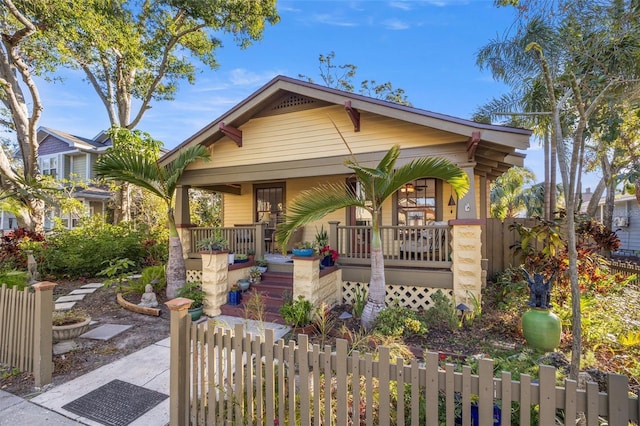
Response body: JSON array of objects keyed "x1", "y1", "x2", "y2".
[{"x1": 62, "y1": 379, "x2": 168, "y2": 426}]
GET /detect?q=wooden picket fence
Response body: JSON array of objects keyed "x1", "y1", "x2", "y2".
[
  {"x1": 0, "y1": 282, "x2": 55, "y2": 387},
  {"x1": 168, "y1": 316, "x2": 640, "y2": 426},
  {"x1": 608, "y1": 259, "x2": 640, "y2": 286}
]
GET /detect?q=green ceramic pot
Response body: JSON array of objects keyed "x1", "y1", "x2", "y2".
[
  {"x1": 521, "y1": 308, "x2": 561, "y2": 351},
  {"x1": 188, "y1": 306, "x2": 204, "y2": 321}
]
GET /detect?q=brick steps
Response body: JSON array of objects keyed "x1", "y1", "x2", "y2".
[{"x1": 220, "y1": 271, "x2": 293, "y2": 324}]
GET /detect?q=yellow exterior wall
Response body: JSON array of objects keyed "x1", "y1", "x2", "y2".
[
  {"x1": 222, "y1": 183, "x2": 254, "y2": 226},
  {"x1": 189, "y1": 105, "x2": 462, "y2": 171}
]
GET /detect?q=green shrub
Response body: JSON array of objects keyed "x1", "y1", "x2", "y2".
[
  {"x1": 374, "y1": 304, "x2": 427, "y2": 338},
  {"x1": 280, "y1": 295, "x2": 315, "y2": 328},
  {"x1": 35, "y1": 217, "x2": 167, "y2": 279},
  {"x1": 0, "y1": 270, "x2": 29, "y2": 290},
  {"x1": 421, "y1": 290, "x2": 459, "y2": 332}
]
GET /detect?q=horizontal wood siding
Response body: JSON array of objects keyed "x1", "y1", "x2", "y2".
[
  {"x1": 38, "y1": 135, "x2": 69, "y2": 156},
  {"x1": 188, "y1": 105, "x2": 463, "y2": 171},
  {"x1": 222, "y1": 183, "x2": 254, "y2": 227}
]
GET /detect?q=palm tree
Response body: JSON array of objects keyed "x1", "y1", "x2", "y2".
[
  {"x1": 96, "y1": 144, "x2": 210, "y2": 299},
  {"x1": 276, "y1": 144, "x2": 468, "y2": 328}
]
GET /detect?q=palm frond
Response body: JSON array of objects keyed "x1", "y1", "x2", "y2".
[
  {"x1": 382, "y1": 157, "x2": 469, "y2": 201},
  {"x1": 163, "y1": 145, "x2": 211, "y2": 196},
  {"x1": 95, "y1": 151, "x2": 168, "y2": 201},
  {"x1": 276, "y1": 182, "x2": 362, "y2": 248}
]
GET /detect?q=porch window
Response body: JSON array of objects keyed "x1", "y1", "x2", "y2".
[
  {"x1": 255, "y1": 183, "x2": 285, "y2": 228},
  {"x1": 397, "y1": 178, "x2": 436, "y2": 226}
]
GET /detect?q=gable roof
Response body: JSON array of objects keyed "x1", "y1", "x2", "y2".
[
  {"x1": 37, "y1": 127, "x2": 112, "y2": 152},
  {"x1": 161, "y1": 75, "x2": 531, "y2": 167}
]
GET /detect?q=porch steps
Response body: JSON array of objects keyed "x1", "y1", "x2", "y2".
[{"x1": 220, "y1": 271, "x2": 293, "y2": 324}]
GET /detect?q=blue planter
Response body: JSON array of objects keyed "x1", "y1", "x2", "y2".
[
  {"x1": 292, "y1": 248, "x2": 314, "y2": 256},
  {"x1": 321, "y1": 255, "x2": 335, "y2": 267},
  {"x1": 228, "y1": 290, "x2": 242, "y2": 306},
  {"x1": 456, "y1": 403, "x2": 501, "y2": 426}
]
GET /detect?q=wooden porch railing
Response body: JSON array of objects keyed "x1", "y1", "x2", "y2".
[
  {"x1": 334, "y1": 224, "x2": 451, "y2": 268},
  {"x1": 189, "y1": 224, "x2": 267, "y2": 258}
]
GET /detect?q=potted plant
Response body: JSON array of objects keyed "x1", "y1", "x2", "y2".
[
  {"x1": 197, "y1": 232, "x2": 228, "y2": 253},
  {"x1": 248, "y1": 266, "x2": 262, "y2": 284},
  {"x1": 176, "y1": 281, "x2": 205, "y2": 320},
  {"x1": 256, "y1": 257, "x2": 268, "y2": 274},
  {"x1": 228, "y1": 283, "x2": 242, "y2": 305},
  {"x1": 319, "y1": 245, "x2": 339, "y2": 267},
  {"x1": 315, "y1": 225, "x2": 329, "y2": 248},
  {"x1": 520, "y1": 268, "x2": 561, "y2": 351},
  {"x1": 234, "y1": 253, "x2": 249, "y2": 264},
  {"x1": 280, "y1": 295, "x2": 317, "y2": 333},
  {"x1": 52, "y1": 309, "x2": 92, "y2": 342},
  {"x1": 292, "y1": 241, "x2": 315, "y2": 257},
  {"x1": 237, "y1": 277, "x2": 251, "y2": 292}
]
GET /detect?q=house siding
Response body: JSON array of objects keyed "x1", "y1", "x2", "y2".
[
  {"x1": 39, "y1": 136, "x2": 70, "y2": 156},
  {"x1": 611, "y1": 199, "x2": 640, "y2": 252},
  {"x1": 189, "y1": 105, "x2": 464, "y2": 171},
  {"x1": 70, "y1": 155, "x2": 88, "y2": 180}
]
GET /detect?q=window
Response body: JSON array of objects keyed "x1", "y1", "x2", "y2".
[
  {"x1": 397, "y1": 178, "x2": 436, "y2": 226},
  {"x1": 40, "y1": 157, "x2": 58, "y2": 178},
  {"x1": 255, "y1": 183, "x2": 285, "y2": 228}
]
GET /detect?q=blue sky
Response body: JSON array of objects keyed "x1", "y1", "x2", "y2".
[{"x1": 34, "y1": 0, "x2": 600, "y2": 189}]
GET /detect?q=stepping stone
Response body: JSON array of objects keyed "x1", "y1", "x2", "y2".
[
  {"x1": 69, "y1": 288, "x2": 97, "y2": 295},
  {"x1": 55, "y1": 301, "x2": 76, "y2": 311},
  {"x1": 80, "y1": 324, "x2": 132, "y2": 341},
  {"x1": 81, "y1": 283, "x2": 103, "y2": 289},
  {"x1": 56, "y1": 294, "x2": 85, "y2": 303}
]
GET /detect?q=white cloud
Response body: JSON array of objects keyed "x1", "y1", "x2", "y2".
[
  {"x1": 389, "y1": 1, "x2": 412, "y2": 11},
  {"x1": 382, "y1": 18, "x2": 410, "y2": 30},
  {"x1": 228, "y1": 69, "x2": 280, "y2": 87},
  {"x1": 312, "y1": 13, "x2": 358, "y2": 27}
]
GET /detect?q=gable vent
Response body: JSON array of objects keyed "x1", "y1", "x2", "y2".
[{"x1": 271, "y1": 94, "x2": 317, "y2": 111}]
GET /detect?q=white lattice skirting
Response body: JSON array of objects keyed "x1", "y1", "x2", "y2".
[
  {"x1": 187, "y1": 270, "x2": 202, "y2": 283},
  {"x1": 342, "y1": 281, "x2": 453, "y2": 311}
]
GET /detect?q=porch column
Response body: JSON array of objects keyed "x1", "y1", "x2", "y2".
[
  {"x1": 328, "y1": 221, "x2": 339, "y2": 250},
  {"x1": 175, "y1": 185, "x2": 191, "y2": 259},
  {"x1": 449, "y1": 219, "x2": 483, "y2": 306},
  {"x1": 201, "y1": 251, "x2": 229, "y2": 317},
  {"x1": 293, "y1": 256, "x2": 321, "y2": 303},
  {"x1": 457, "y1": 163, "x2": 477, "y2": 219},
  {"x1": 255, "y1": 222, "x2": 266, "y2": 260}
]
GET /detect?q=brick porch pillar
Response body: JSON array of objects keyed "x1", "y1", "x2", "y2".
[
  {"x1": 292, "y1": 255, "x2": 321, "y2": 303},
  {"x1": 201, "y1": 252, "x2": 229, "y2": 316}
]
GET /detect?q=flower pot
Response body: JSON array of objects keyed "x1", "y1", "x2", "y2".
[
  {"x1": 321, "y1": 255, "x2": 335, "y2": 267},
  {"x1": 234, "y1": 258, "x2": 249, "y2": 264},
  {"x1": 188, "y1": 306, "x2": 203, "y2": 321},
  {"x1": 292, "y1": 248, "x2": 314, "y2": 257},
  {"x1": 521, "y1": 308, "x2": 562, "y2": 351},
  {"x1": 52, "y1": 317, "x2": 92, "y2": 342},
  {"x1": 257, "y1": 266, "x2": 268, "y2": 274},
  {"x1": 228, "y1": 253, "x2": 235, "y2": 264},
  {"x1": 228, "y1": 290, "x2": 242, "y2": 305},
  {"x1": 237, "y1": 279, "x2": 251, "y2": 291}
]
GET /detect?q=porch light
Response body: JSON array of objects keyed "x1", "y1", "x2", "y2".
[
  {"x1": 448, "y1": 194, "x2": 456, "y2": 213},
  {"x1": 401, "y1": 183, "x2": 415, "y2": 193}
]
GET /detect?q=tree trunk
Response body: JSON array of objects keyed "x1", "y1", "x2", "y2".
[
  {"x1": 585, "y1": 178, "x2": 606, "y2": 218},
  {"x1": 165, "y1": 209, "x2": 187, "y2": 299},
  {"x1": 361, "y1": 211, "x2": 386, "y2": 329}
]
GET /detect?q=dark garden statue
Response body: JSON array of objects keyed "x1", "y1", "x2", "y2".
[
  {"x1": 521, "y1": 268, "x2": 556, "y2": 309},
  {"x1": 520, "y1": 268, "x2": 562, "y2": 352}
]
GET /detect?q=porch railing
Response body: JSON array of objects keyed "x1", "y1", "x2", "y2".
[
  {"x1": 190, "y1": 224, "x2": 264, "y2": 257},
  {"x1": 335, "y1": 224, "x2": 451, "y2": 268}
]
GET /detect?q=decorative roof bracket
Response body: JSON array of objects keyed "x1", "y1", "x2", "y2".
[
  {"x1": 467, "y1": 131, "x2": 481, "y2": 160},
  {"x1": 344, "y1": 100, "x2": 360, "y2": 132},
  {"x1": 219, "y1": 123, "x2": 242, "y2": 147}
]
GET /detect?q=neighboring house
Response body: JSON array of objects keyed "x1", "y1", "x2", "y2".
[
  {"x1": 592, "y1": 192, "x2": 640, "y2": 255},
  {"x1": 2, "y1": 128, "x2": 113, "y2": 232},
  {"x1": 161, "y1": 75, "x2": 531, "y2": 310}
]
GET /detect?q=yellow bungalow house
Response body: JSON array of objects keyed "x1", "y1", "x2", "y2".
[{"x1": 161, "y1": 76, "x2": 531, "y2": 317}]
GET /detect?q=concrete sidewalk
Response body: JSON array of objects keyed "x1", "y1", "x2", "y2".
[{"x1": 1, "y1": 316, "x2": 289, "y2": 426}]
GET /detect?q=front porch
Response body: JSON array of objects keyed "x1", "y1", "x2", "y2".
[{"x1": 182, "y1": 220, "x2": 484, "y2": 314}]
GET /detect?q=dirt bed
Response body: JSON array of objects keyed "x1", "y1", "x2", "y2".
[{"x1": 1, "y1": 280, "x2": 170, "y2": 398}]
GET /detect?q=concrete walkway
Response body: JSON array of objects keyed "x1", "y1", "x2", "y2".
[{"x1": 1, "y1": 316, "x2": 289, "y2": 425}]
